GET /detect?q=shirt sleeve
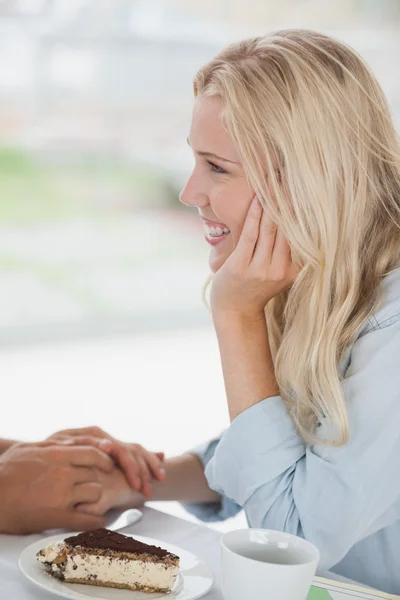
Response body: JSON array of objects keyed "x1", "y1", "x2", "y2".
[
  {"x1": 204, "y1": 315, "x2": 400, "y2": 572},
  {"x1": 181, "y1": 437, "x2": 243, "y2": 522}
]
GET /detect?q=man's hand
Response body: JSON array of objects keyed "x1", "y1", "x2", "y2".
[
  {"x1": 48, "y1": 426, "x2": 165, "y2": 498},
  {"x1": 76, "y1": 467, "x2": 146, "y2": 517},
  {"x1": 0, "y1": 442, "x2": 113, "y2": 534}
]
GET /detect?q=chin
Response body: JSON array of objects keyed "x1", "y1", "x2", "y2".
[{"x1": 209, "y1": 252, "x2": 228, "y2": 273}]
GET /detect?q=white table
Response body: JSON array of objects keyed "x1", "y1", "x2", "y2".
[
  {"x1": 0, "y1": 506, "x2": 367, "y2": 600},
  {"x1": 0, "y1": 507, "x2": 225, "y2": 599}
]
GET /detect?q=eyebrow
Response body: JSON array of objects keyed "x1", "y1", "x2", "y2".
[{"x1": 186, "y1": 137, "x2": 240, "y2": 165}]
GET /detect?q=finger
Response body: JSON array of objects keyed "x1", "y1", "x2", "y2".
[
  {"x1": 48, "y1": 428, "x2": 83, "y2": 439},
  {"x1": 271, "y1": 224, "x2": 291, "y2": 264},
  {"x1": 135, "y1": 454, "x2": 152, "y2": 498},
  {"x1": 75, "y1": 501, "x2": 104, "y2": 517},
  {"x1": 35, "y1": 440, "x2": 58, "y2": 448},
  {"x1": 50, "y1": 426, "x2": 107, "y2": 440},
  {"x1": 67, "y1": 446, "x2": 114, "y2": 473},
  {"x1": 58, "y1": 436, "x2": 110, "y2": 452},
  {"x1": 98, "y1": 438, "x2": 114, "y2": 454},
  {"x1": 143, "y1": 449, "x2": 166, "y2": 481},
  {"x1": 235, "y1": 197, "x2": 263, "y2": 265},
  {"x1": 71, "y1": 482, "x2": 102, "y2": 506},
  {"x1": 68, "y1": 510, "x2": 105, "y2": 531},
  {"x1": 273, "y1": 228, "x2": 298, "y2": 282},
  {"x1": 36, "y1": 439, "x2": 75, "y2": 448},
  {"x1": 107, "y1": 444, "x2": 142, "y2": 491},
  {"x1": 72, "y1": 466, "x2": 99, "y2": 485},
  {"x1": 155, "y1": 452, "x2": 165, "y2": 461},
  {"x1": 44, "y1": 435, "x2": 69, "y2": 443},
  {"x1": 76, "y1": 426, "x2": 107, "y2": 439},
  {"x1": 250, "y1": 205, "x2": 278, "y2": 269}
]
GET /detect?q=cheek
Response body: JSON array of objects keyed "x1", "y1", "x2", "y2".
[{"x1": 211, "y1": 185, "x2": 252, "y2": 242}]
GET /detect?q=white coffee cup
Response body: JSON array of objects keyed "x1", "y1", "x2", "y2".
[{"x1": 221, "y1": 529, "x2": 320, "y2": 600}]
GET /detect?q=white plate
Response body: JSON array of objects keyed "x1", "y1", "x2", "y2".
[{"x1": 19, "y1": 533, "x2": 214, "y2": 600}]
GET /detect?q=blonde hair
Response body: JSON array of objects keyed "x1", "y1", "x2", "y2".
[{"x1": 195, "y1": 29, "x2": 400, "y2": 445}]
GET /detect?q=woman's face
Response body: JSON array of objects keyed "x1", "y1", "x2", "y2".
[{"x1": 180, "y1": 95, "x2": 254, "y2": 273}]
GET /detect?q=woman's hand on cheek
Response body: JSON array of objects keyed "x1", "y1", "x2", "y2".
[{"x1": 210, "y1": 196, "x2": 299, "y2": 322}]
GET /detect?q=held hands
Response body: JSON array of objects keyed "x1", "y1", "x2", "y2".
[
  {"x1": 0, "y1": 427, "x2": 163, "y2": 534},
  {"x1": 75, "y1": 466, "x2": 146, "y2": 518},
  {"x1": 0, "y1": 442, "x2": 112, "y2": 534},
  {"x1": 210, "y1": 197, "x2": 299, "y2": 322},
  {"x1": 47, "y1": 426, "x2": 165, "y2": 498}
]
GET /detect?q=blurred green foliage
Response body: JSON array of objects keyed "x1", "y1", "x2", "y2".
[{"x1": 0, "y1": 146, "x2": 167, "y2": 225}]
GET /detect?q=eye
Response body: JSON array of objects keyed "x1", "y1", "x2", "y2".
[{"x1": 207, "y1": 160, "x2": 227, "y2": 175}]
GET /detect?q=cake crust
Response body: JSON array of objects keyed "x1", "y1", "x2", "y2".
[{"x1": 63, "y1": 578, "x2": 171, "y2": 593}]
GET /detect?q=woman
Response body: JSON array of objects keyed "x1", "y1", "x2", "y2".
[{"x1": 80, "y1": 30, "x2": 400, "y2": 594}]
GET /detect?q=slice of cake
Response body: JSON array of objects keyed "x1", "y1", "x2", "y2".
[{"x1": 37, "y1": 528, "x2": 180, "y2": 593}]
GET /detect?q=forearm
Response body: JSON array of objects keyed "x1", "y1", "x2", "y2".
[
  {"x1": 115, "y1": 454, "x2": 220, "y2": 507},
  {"x1": 213, "y1": 312, "x2": 279, "y2": 421},
  {"x1": 0, "y1": 438, "x2": 19, "y2": 455},
  {"x1": 150, "y1": 454, "x2": 220, "y2": 503}
]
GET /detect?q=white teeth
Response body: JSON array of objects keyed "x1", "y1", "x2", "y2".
[{"x1": 204, "y1": 224, "x2": 230, "y2": 237}]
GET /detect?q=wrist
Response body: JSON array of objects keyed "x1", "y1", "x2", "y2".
[
  {"x1": 213, "y1": 309, "x2": 267, "y2": 332},
  {"x1": 118, "y1": 490, "x2": 145, "y2": 510}
]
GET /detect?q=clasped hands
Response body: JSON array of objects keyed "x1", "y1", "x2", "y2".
[{"x1": 0, "y1": 426, "x2": 163, "y2": 534}]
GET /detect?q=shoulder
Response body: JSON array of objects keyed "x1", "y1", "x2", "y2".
[
  {"x1": 340, "y1": 268, "x2": 400, "y2": 375},
  {"x1": 360, "y1": 267, "x2": 400, "y2": 335}
]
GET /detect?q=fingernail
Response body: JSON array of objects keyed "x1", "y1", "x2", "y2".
[
  {"x1": 159, "y1": 468, "x2": 166, "y2": 478},
  {"x1": 99, "y1": 439, "x2": 112, "y2": 450}
]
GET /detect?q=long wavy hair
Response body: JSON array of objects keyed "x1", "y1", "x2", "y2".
[{"x1": 195, "y1": 29, "x2": 400, "y2": 445}]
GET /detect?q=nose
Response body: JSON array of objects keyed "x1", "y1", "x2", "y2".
[{"x1": 179, "y1": 175, "x2": 209, "y2": 208}]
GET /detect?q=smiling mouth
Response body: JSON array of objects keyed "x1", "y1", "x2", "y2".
[
  {"x1": 200, "y1": 218, "x2": 230, "y2": 246},
  {"x1": 200, "y1": 217, "x2": 230, "y2": 238},
  {"x1": 204, "y1": 224, "x2": 230, "y2": 238},
  {"x1": 203, "y1": 225, "x2": 230, "y2": 247}
]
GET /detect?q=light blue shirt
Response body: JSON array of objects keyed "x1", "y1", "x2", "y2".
[{"x1": 184, "y1": 267, "x2": 400, "y2": 596}]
